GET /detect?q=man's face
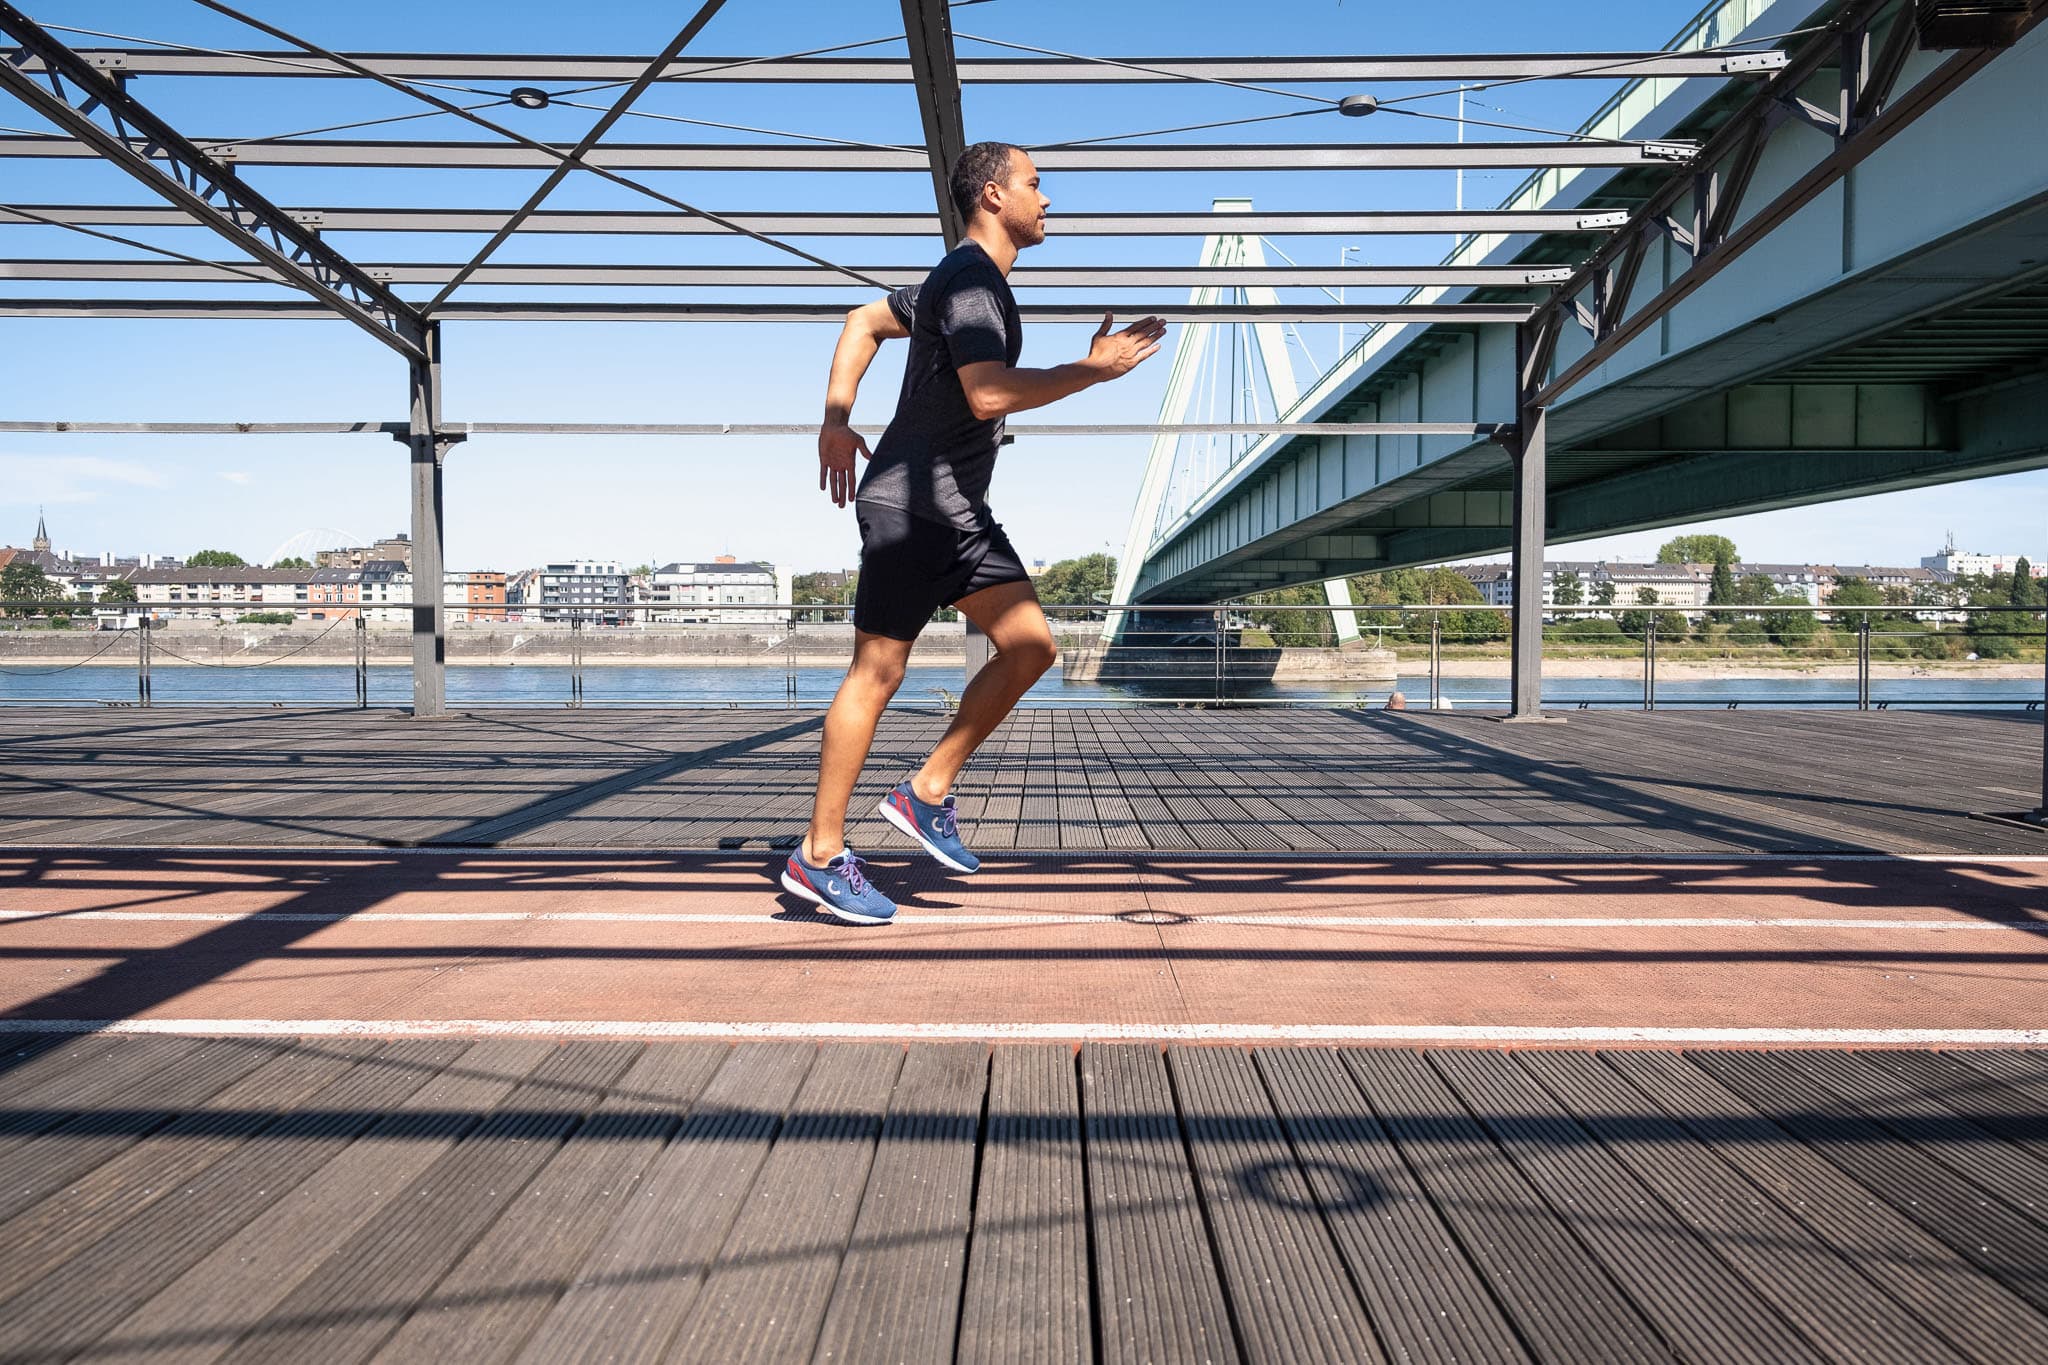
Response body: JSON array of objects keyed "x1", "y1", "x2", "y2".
[{"x1": 990, "y1": 150, "x2": 1049, "y2": 247}]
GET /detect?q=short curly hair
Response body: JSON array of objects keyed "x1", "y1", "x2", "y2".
[{"x1": 949, "y1": 142, "x2": 1023, "y2": 222}]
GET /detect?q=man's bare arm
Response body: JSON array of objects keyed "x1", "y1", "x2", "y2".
[
  {"x1": 819, "y1": 297, "x2": 912, "y2": 507},
  {"x1": 956, "y1": 312, "x2": 1166, "y2": 421}
]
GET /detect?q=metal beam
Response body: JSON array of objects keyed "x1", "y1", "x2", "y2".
[
  {"x1": 0, "y1": 260, "x2": 1584, "y2": 289},
  {"x1": 32, "y1": 49, "x2": 1790, "y2": 83},
  {"x1": 0, "y1": 5, "x2": 426, "y2": 360},
  {"x1": 421, "y1": 0, "x2": 730, "y2": 311},
  {"x1": 0, "y1": 205, "x2": 1639, "y2": 236},
  {"x1": 0, "y1": 419, "x2": 1509, "y2": 437},
  {"x1": 1507, "y1": 325, "x2": 1553, "y2": 722},
  {"x1": 900, "y1": 0, "x2": 968, "y2": 248},
  {"x1": 0, "y1": 299, "x2": 1539, "y2": 324},
  {"x1": 0, "y1": 137, "x2": 1699, "y2": 171},
  {"x1": 1536, "y1": 0, "x2": 2041, "y2": 405}
]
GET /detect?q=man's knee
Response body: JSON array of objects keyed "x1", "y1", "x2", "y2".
[
  {"x1": 1004, "y1": 633, "x2": 1057, "y2": 677},
  {"x1": 851, "y1": 648, "x2": 909, "y2": 692}
]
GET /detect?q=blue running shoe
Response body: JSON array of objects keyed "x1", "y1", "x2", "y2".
[
  {"x1": 780, "y1": 848, "x2": 896, "y2": 925},
  {"x1": 878, "y1": 780, "x2": 981, "y2": 874}
]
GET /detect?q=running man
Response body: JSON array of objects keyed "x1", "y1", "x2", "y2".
[{"x1": 780, "y1": 141, "x2": 1165, "y2": 923}]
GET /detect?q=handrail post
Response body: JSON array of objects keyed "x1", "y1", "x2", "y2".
[
  {"x1": 137, "y1": 613, "x2": 151, "y2": 708},
  {"x1": 571, "y1": 616, "x2": 583, "y2": 708},
  {"x1": 354, "y1": 614, "x2": 368, "y2": 708},
  {"x1": 1644, "y1": 617, "x2": 1657, "y2": 711},
  {"x1": 1214, "y1": 610, "x2": 1225, "y2": 703},
  {"x1": 1857, "y1": 612, "x2": 1872, "y2": 710},
  {"x1": 1429, "y1": 611, "x2": 1442, "y2": 711}
]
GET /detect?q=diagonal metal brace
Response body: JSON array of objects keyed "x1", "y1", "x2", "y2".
[
  {"x1": 0, "y1": 3, "x2": 426, "y2": 360},
  {"x1": 900, "y1": 0, "x2": 969, "y2": 248}
]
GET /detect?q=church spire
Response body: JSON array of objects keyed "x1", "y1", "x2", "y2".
[{"x1": 31, "y1": 507, "x2": 49, "y2": 554}]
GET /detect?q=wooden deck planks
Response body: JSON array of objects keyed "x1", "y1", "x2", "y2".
[
  {"x1": 4, "y1": 707, "x2": 2048, "y2": 853},
  {"x1": 211, "y1": 1041, "x2": 644, "y2": 1365},
  {"x1": 1254, "y1": 1047, "x2": 1531, "y2": 1365},
  {"x1": 666, "y1": 1042, "x2": 904, "y2": 1365},
  {"x1": 1427, "y1": 1048, "x2": 1827, "y2": 1364},
  {"x1": 1517, "y1": 1050, "x2": 1965, "y2": 1365},
  {"x1": 1687, "y1": 1050, "x2": 2048, "y2": 1316},
  {"x1": 812, "y1": 1042, "x2": 988, "y2": 1365},
  {"x1": 954, "y1": 1044, "x2": 1092, "y2": 1365},
  {"x1": 1080, "y1": 1042, "x2": 1239, "y2": 1365},
  {"x1": 4, "y1": 1039, "x2": 2048, "y2": 1363},
  {"x1": 0, "y1": 1040, "x2": 468, "y2": 1360},
  {"x1": 1340, "y1": 1048, "x2": 1674, "y2": 1363},
  {"x1": 1167, "y1": 1046, "x2": 1384, "y2": 1362},
  {"x1": 91, "y1": 1040, "x2": 557, "y2": 1365},
  {"x1": 512, "y1": 1041, "x2": 818, "y2": 1365},
  {"x1": 1604, "y1": 1050, "x2": 2048, "y2": 1365},
  {"x1": 368, "y1": 1042, "x2": 729, "y2": 1365}
]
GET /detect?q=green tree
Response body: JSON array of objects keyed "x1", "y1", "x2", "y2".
[
  {"x1": 1036, "y1": 553, "x2": 1116, "y2": 609},
  {"x1": 1657, "y1": 535, "x2": 1737, "y2": 566},
  {"x1": 1551, "y1": 568, "x2": 1584, "y2": 607},
  {"x1": 2009, "y1": 558, "x2": 2043, "y2": 609},
  {"x1": 0, "y1": 562, "x2": 57, "y2": 616},
  {"x1": 1590, "y1": 577, "x2": 1618, "y2": 607},
  {"x1": 187, "y1": 549, "x2": 246, "y2": 568},
  {"x1": 1764, "y1": 593, "x2": 1819, "y2": 645},
  {"x1": 1617, "y1": 586, "x2": 1687, "y2": 639},
  {"x1": 1829, "y1": 575, "x2": 1885, "y2": 608},
  {"x1": 628, "y1": 562, "x2": 654, "y2": 578},
  {"x1": 790, "y1": 570, "x2": 857, "y2": 621},
  {"x1": 97, "y1": 579, "x2": 139, "y2": 605},
  {"x1": 272, "y1": 556, "x2": 311, "y2": 570},
  {"x1": 1345, "y1": 567, "x2": 1506, "y2": 644},
  {"x1": 1240, "y1": 583, "x2": 1334, "y2": 647},
  {"x1": 1707, "y1": 559, "x2": 1738, "y2": 606},
  {"x1": 236, "y1": 611, "x2": 296, "y2": 625},
  {"x1": 1733, "y1": 574, "x2": 1778, "y2": 606}
]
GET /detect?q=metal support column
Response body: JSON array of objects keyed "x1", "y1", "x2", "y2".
[
  {"x1": 1504, "y1": 407, "x2": 1554, "y2": 723},
  {"x1": 401, "y1": 322, "x2": 456, "y2": 718},
  {"x1": 963, "y1": 618, "x2": 992, "y2": 688}
]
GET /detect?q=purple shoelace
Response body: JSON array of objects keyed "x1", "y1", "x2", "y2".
[
  {"x1": 831, "y1": 853, "x2": 869, "y2": 894},
  {"x1": 933, "y1": 800, "x2": 959, "y2": 840}
]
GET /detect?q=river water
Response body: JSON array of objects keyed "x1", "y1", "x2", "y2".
[{"x1": 1, "y1": 662, "x2": 2040, "y2": 709}]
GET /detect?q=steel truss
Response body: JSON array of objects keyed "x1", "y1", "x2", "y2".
[
  {"x1": 0, "y1": 3, "x2": 426, "y2": 359},
  {"x1": 1527, "y1": 0, "x2": 2045, "y2": 406}
]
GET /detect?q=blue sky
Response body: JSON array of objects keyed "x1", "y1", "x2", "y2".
[{"x1": 3, "y1": 0, "x2": 2041, "y2": 574}]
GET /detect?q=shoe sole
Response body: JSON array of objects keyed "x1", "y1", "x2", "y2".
[
  {"x1": 878, "y1": 796, "x2": 979, "y2": 874},
  {"x1": 778, "y1": 869, "x2": 895, "y2": 925}
]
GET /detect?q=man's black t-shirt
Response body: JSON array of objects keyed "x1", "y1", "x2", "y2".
[{"x1": 855, "y1": 239, "x2": 1022, "y2": 531}]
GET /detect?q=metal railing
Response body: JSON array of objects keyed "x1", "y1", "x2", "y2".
[{"x1": 0, "y1": 600, "x2": 2042, "y2": 711}]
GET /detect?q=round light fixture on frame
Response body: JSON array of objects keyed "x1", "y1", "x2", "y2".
[{"x1": 509, "y1": 87, "x2": 552, "y2": 110}]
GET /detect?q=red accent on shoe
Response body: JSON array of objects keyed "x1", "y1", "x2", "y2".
[{"x1": 786, "y1": 857, "x2": 817, "y2": 893}]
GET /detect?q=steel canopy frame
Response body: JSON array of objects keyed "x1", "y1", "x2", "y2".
[{"x1": 0, "y1": 3, "x2": 1852, "y2": 722}]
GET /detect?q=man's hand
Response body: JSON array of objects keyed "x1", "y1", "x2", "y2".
[
  {"x1": 1085, "y1": 313, "x2": 1166, "y2": 379},
  {"x1": 818, "y1": 422, "x2": 872, "y2": 508}
]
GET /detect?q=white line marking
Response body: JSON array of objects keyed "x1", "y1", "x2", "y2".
[
  {"x1": 3, "y1": 845, "x2": 2047, "y2": 864},
  {"x1": 2, "y1": 909, "x2": 2041, "y2": 931},
  {"x1": 2, "y1": 1019, "x2": 2043, "y2": 1046}
]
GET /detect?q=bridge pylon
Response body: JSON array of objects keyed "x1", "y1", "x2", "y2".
[{"x1": 1103, "y1": 199, "x2": 1359, "y2": 644}]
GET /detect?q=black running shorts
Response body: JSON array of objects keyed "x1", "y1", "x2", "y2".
[{"x1": 852, "y1": 500, "x2": 1032, "y2": 641}]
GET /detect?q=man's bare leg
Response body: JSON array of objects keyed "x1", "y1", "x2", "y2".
[
  {"x1": 805, "y1": 630, "x2": 916, "y2": 863},
  {"x1": 911, "y1": 579, "x2": 1056, "y2": 802}
]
